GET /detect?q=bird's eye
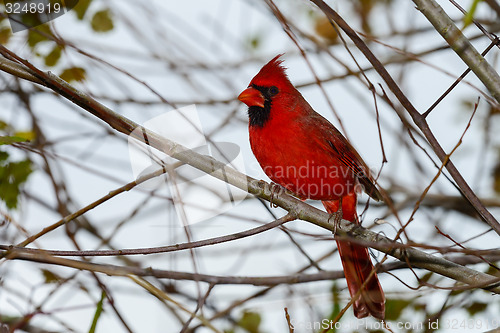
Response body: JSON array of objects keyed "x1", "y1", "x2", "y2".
[{"x1": 268, "y1": 86, "x2": 279, "y2": 96}]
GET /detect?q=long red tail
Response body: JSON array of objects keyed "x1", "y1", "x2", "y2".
[{"x1": 322, "y1": 193, "x2": 385, "y2": 320}]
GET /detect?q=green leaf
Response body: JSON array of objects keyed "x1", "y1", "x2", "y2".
[
  {"x1": 463, "y1": 0, "x2": 482, "y2": 29},
  {"x1": 41, "y1": 269, "x2": 62, "y2": 283},
  {"x1": 60, "y1": 67, "x2": 86, "y2": 83},
  {"x1": 88, "y1": 291, "x2": 106, "y2": 333},
  {"x1": 384, "y1": 298, "x2": 413, "y2": 321},
  {"x1": 0, "y1": 27, "x2": 12, "y2": 44},
  {"x1": 0, "y1": 136, "x2": 30, "y2": 145},
  {"x1": 0, "y1": 120, "x2": 9, "y2": 131},
  {"x1": 45, "y1": 44, "x2": 63, "y2": 67},
  {"x1": 14, "y1": 131, "x2": 36, "y2": 141},
  {"x1": 320, "y1": 282, "x2": 341, "y2": 332},
  {"x1": 238, "y1": 311, "x2": 261, "y2": 333},
  {"x1": 486, "y1": 264, "x2": 500, "y2": 277},
  {"x1": 466, "y1": 302, "x2": 487, "y2": 316},
  {"x1": 0, "y1": 152, "x2": 33, "y2": 209},
  {"x1": 27, "y1": 24, "x2": 53, "y2": 48},
  {"x1": 91, "y1": 9, "x2": 114, "y2": 33},
  {"x1": 493, "y1": 161, "x2": 500, "y2": 195},
  {"x1": 73, "y1": 0, "x2": 92, "y2": 20},
  {"x1": 419, "y1": 272, "x2": 433, "y2": 283},
  {"x1": 449, "y1": 288, "x2": 464, "y2": 297},
  {"x1": 0, "y1": 151, "x2": 8, "y2": 161}
]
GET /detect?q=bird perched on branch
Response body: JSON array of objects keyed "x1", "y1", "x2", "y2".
[{"x1": 238, "y1": 54, "x2": 385, "y2": 319}]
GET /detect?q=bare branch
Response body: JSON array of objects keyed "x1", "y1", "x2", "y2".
[
  {"x1": 309, "y1": 0, "x2": 500, "y2": 236},
  {"x1": 0, "y1": 43, "x2": 499, "y2": 297},
  {"x1": 412, "y1": 0, "x2": 500, "y2": 103}
]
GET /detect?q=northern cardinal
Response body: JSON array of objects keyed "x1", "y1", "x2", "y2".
[{"x1": 238, "y1": 55, "x2": 385, "y2": 319}]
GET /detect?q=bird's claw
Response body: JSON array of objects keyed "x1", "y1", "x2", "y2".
[
  {"x1": 269, "y1": 182, "x2": 285, "y2": 208},
  {"x1": 327, "y1": 205, "x2": 343, "y2": 236}
]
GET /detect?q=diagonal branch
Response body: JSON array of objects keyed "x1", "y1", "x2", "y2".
[
  {"x1": 412, "y1": 0, "x2": 500, "y2": 104},
  {"x1": 309, "y1": 0, "x2": 500, "y2": 236},
  {"x1": 0, "y1": 45, "x2": 499, "y2": 293}
]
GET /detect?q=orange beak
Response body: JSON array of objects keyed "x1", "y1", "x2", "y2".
[{"x1": 238, "y1": 87, "x2": 265, "y2": 108}]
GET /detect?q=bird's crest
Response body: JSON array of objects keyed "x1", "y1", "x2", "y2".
[{"x1": 249, "y1": 54, "x2": 292, "y2": 88}]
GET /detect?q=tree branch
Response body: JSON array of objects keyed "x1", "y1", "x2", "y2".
[
  {"x1": 3, "y1": 247, "x2": 500, "y2": 288},
  {"x1": 309, "y1": 0, "x2": 500, "y2": 236},
  {"x1": 0, "y1": 45, "x2": 499, "y2": 293},
  {"x1": 412, "y1": 0, "x2": 500, "y2": 104}
]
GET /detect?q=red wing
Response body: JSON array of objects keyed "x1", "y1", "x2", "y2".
[{"x1": 309, "y1": 113, "x2": 383, "y2": 201}]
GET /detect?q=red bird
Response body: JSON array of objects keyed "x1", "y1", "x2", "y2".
[{"x1": 238, "y1": 55, "x2": 385, "y2": 319}]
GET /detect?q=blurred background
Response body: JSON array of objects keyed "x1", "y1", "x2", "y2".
[{"x1": 1, "y1": 0, "x2": 500, "y2": 332}]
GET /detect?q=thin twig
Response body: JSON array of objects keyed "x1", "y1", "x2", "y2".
[
  {"x1": 0, "y1": 44, "x2": 499, "y2": 294},
  {"x1": 412, "y1": 0, "x2": 500, "y2": 103},
  {"x1": 309, "y1": 0, "x2": 500, "y2": 236}
]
